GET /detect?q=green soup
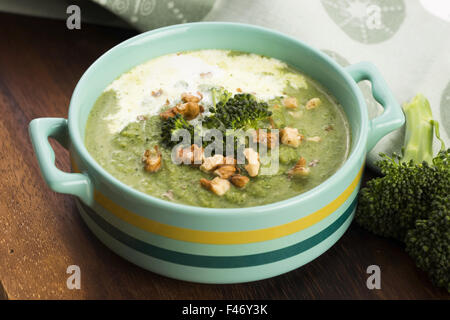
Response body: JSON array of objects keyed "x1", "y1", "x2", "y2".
[{"x1": 85, "y1": 50, "x2": 350, "y2": 208}]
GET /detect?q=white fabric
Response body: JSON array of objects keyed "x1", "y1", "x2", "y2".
[{"x1": 205, "y1": 0, "x2": 450, "y2": 167}]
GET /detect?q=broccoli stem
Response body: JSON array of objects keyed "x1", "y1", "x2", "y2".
[{"x1": 401, "y1": 94, "x2": 435, "y2": 164}]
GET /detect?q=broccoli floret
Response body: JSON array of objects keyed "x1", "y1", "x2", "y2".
[
  {"x1": 159, "y1": 89, "x2": 273, "y2": 156},
  {"x1": 356, "y1": 94, "x2": 449, "y2": 292},
  {"x1": 202, "y1": 90, "x2": 272, "y2": 156},
  {"x1": 405, "y1": 194, "x2": 450, "y2": 291},
  {"x1": 160, "y1": 113, "x2": 198, "y2": 148},
  {"x1": 204, "y1": 91, "x2": 272, "y2": 131},
  {"x1": 357, "y1": 151, "x2": 449, "y2": 240}
]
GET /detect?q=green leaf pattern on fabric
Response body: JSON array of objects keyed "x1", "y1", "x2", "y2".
[
  {"x1": 92, "y1": 0, "x2": 216, "y2": 31},
  {"x1": 85, "y1": 0, "x2": 449, "y2": 169},
  {"x1": 321, "y1": 0, "x2": 406, "y2": 44}
]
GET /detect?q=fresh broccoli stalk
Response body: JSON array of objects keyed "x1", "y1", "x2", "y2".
[
  {"x1": 160, "y1": 113, "x2": 198, "y2": 148},
  {"x1": 355, "y1": 94, "x2": 449, "y2": 291},
  {"x1": 402, "y1": 94, "x2": 445, "y2": 163}
]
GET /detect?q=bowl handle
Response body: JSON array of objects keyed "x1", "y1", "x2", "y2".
[
  {"x1": 345, "y1": 62, "x2": 405, "y2": 151},
  {"x1": 29, "y1": 118, "x2": 93, "y2": 205}
]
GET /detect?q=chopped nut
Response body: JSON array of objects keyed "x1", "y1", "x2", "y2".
[
  {"x1": 176, "y1": 101, "x2": 201, "y2": 120},
  {"x1": 243, "y1": 148, "x2": 260, "y2": 177},
  {"x1": 306, "y1": 136, "x2": 321, "y2": 142},
  {"x1": 308, "y1": 159, "x2": 320, "y2": 167},
  {"x1": 159, "y1": 107, "x2": 179, "y2": 120},
  {"x1": 181, "y1": 92, "x2": 202, "y2": 103},
  {"x1": 137, "y1": 115, "x2": 147, "y2": 121},
  {"x1": 230, "y1": 175, "x2": 250, "y2": 188},
  {"x1": 142, "y1": 146, "x2": 162, "y2": 173},
  {"x1": 200, "y1": 177, "x2": 231, "y2": 196},
  {"x1": 200, "y1": 154, "x2": 225, "y2": 172},
  {"x1": 214, "y1": 165, "x2": 236, "y2": 179},
  {"x1": 288, "y1": 157, "x2": 310, "y2": 177},
  {"x1": 200, "y1": 72, "x2": 212, "y2": 78},
  {"x1": 269, "y1": 117, "x2": 277, "y2": 129},
  {"x1": 176, "y1": 144, "x2": 204, "y2": 165},
  {"x1": 236, "y1": 88, "x2": 242, "y2": 92},
  {"x1": 284, "y1": 97, "x2": 298, "y2": 109},
  {"x1": 324, "y1": 124, "x2": 334, "y2": 132},
  {"x1": 152, "y1": 89, "x2": 163, "y2": 97},
  {"x1": 252, "y1": 129, "x2": 279, "y2": 149},
  {"x1": 306, "y1": 97, "x2": 321, "y2": 110},
  {"x1": 224, "y1": 156, "x2": 237, "y2": 165},
  {"x1": 280, "y1": 127, "x2": 303, "y2": 147},
  {"x1": 165, "y1": 99, "x2": 170, "y2": 106},
  {"x1": 162, "y1": 190, "x2": 175, "y2": 201},
  {"x1": 191, "y1": 145, "x2": 204, "y2": 165}
]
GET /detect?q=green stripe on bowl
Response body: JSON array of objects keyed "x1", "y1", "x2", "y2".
[{"x1": 79, "y1": 198, "x2": 356, "y2": 268}]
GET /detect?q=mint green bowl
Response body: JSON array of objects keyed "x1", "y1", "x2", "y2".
[{"x1": 29, "y1": 23, "x2": 404, "y2": 283}]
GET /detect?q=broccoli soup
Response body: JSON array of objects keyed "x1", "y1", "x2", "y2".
[{"x1": 85, "y1": 50, "x2": 350, "y2": 208}]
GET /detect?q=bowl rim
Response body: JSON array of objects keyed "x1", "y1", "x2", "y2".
[{"x1": 68, "y1": 22, "x2": 368, "y2": 216}]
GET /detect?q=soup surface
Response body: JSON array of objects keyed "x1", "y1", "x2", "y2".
[{"x1": 85, "y1": 50, "x2": 350, "y2": 208}]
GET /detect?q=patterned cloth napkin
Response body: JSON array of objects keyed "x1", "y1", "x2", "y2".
[
  {"x1": 91, "y1": 0, "x2": 450, "y2": 169},
  {"x1": 4, "y1": 0, "x2": 448, "y2": 168}
]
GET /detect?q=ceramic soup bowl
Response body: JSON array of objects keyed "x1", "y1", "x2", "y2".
[{"x1": 29, "y1": 23, "x2": 404, "y2": 283}]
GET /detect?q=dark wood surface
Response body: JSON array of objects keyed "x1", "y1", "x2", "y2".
[{"x1": 0, "y1": 13, "x2": 448, "y2": 300}]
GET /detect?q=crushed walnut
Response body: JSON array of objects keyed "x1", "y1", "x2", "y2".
[
  {"x1": 288, "y1": 157, "x2": 310, "y2": 177},
  {"x1": 160, "y1": 92, "x2": 204, "y2": 120},
  {"x1": 306, "y1": 97, "x2": 321, "y2": 110},
  {"x1": 162, "y1": 190, "x2": 175, "y2": 201},
  {"x1": 176, "y1": 144, "x2": 204, "y2": 165},
  {"x1": 308, "y1": 159, "x2": 320, "y2": 167},
  {"x1": 280, "y1": 127, "x2": 303, "y2": 148},
  {"x1": 200, "y1": 177, "x2": 231, "y2": 196},
  {"x1": 142, "y1": 146, "x2": 162, "y2": 173},
  {"x1": 200, "y1": 154, "x2": 225, "y2": 172},
  {"x1": 214, "y1": 165, "x2": 236, "y2": 179},
  {"x1": 159, "y1": 107, "x2": 180, "y2": 120},
  {"x1": 181, "y1": 92, "x2": 201, "y2": 103},
  {"x1": 230, "y1": 175, "x2": 250, "y2": 188},
  {"x1": 243, "y1": 148, "x2": 260, "y2": 177},
  {"x1": 224, "y1": 156, "x2": 237, "y2": 166},
  {"x1": 284, "y1": 97, "x2": 298, "y2": 109},
  {"x1": 152, "y1": 89, "x2": 163, "y2": 97},
  {"x1": 176, "y1": 101, "x2": 201, "y2": 120},
  {"x1": 306, "y1": 136, "x2": 321, "y2": 142},
  {"x1": 252, "y1": 129, "x2": 279, "y2": 149},
  {"x1": 269, "y1": 117, "x2": 277, "y2": 129}
]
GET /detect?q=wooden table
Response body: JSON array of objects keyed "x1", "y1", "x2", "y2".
[{"x1": 0, "y1": 13, "x2": 447, "y2": 300}]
